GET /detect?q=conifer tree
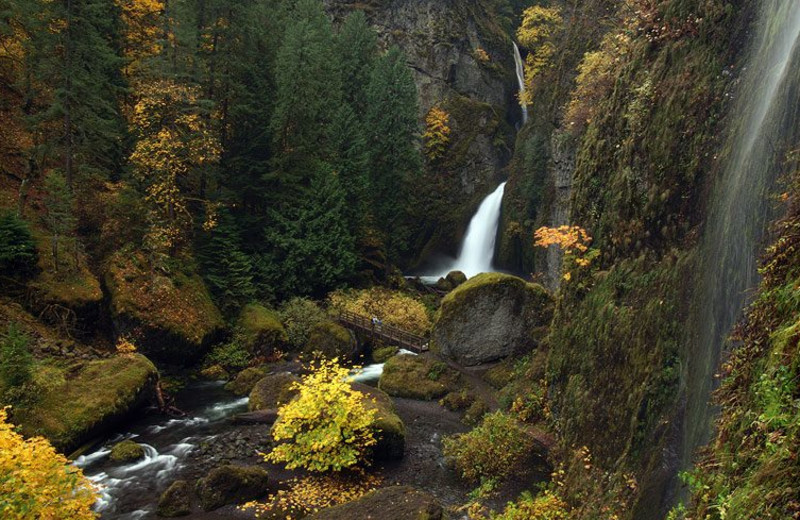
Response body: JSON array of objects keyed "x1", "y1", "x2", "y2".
[
  {"x1": 336, "y1": 10, "x2": 378, "y2": 117},
  {"x1": 365, "y1": 46, "x2": 421, "y2": 259},
  {"x1": 42, "y1": 171, "x2": 77, "y2": 272}
]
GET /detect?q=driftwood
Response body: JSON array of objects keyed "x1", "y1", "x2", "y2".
[
  {"x1": 155, "y1": 381, "x2": 187, "y2": 417},
  {"x1": 230, "y1": 409, "x2": 278, "y2": 425}
]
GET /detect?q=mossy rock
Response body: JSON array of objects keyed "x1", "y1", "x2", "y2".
[
  {"x1": 352, "y1": 382, "x2": 405, "y2": 461},
  {"x1": 104, "y1": 251, "x2": 224, "y2": 364},
  {"x1": 157, "y1": 480, "x2": 191, "y2": 517},
  {"x1": 196, "y1": 465, "x2": 269, "y2": 511},
  {"x1": 237, "y1": 304, "x2": 288, "y2": 356},
  {"x1": 372, "y1": 345, "x2": 399, "y2": 363},
  {"x1": 378, "y1": 354, "x2": 459, "y2": 401},
  {"x1": 225, "y1": 367, "x2": 268, "y2": 396},
  {"x1": 432, "y1": 273, "x2": 553, "y2": 366},
  {"x1": 248, "y1": 372, "x2": 299, "y2": 412},
  {"x1": 199, "y1": 365, "x2": 229, "y2": 381},
  {"x1": 439, "y1": 389, "x2": 475, "y2": 412},
  {"x1": 462, "y1": 398, "x2": 490, "y2": 425},
  {"x1": 303, "y1": 321, "x2": 355, "y2": 360},
  {"x1": 109, "y1": 439, "x2": 145, "y2": 462},
  {"x1": 445, "y1": 270, "x2": 467, "y2": 288},
  {"x1": 17, "y1": 354, "x2": 158, "y2": 452},
  {"x1": 307, "y1": 486, "x2": 443, "y2": 520},
  {"x1": 483, "y1": 359, "x2": 516, "y2": 389}
]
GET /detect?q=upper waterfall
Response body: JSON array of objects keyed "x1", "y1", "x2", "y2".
[
  {"x1": 680, "y1": 0, "x2": 800, "y2": 495},
  {"x1": 513, "y1": 42, "x2": 528, "y2": 125}
]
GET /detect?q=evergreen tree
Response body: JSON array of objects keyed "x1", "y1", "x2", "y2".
[
  {"x1": 365, "y1": 46, "x2": 421, "y2": 259},
  {"x1": 0, "y1": 212, "x2": 37, "y2": 277},
  {"x1": 259, "y1": 166, "x2": 356, "y2": 300},
  {"x1": 269, "y1": 0, "x2": 341, "y2": 182},
  {"x1": 198, "y1": 211, "x2": 256, "y2": 312},
  {"x1": 336, "y1": 10, "x2": 377, "y2": 117},
  {"x1": 42, "y1": 171, "x2": 77, "y2": 272}
]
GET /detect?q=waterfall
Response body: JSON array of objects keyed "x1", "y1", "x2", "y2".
[
  {"x1": 678, "y1": 0, "x2": 800, "y2": 501},
  {"x1": 513, "y1": 42, "x2": 528, "y2": 125},
  {"x1": 422, "y1": 182, "x2": 507, "y2": 280}
]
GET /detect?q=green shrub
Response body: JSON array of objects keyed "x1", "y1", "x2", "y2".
[
  {"x1": 278, "y1": 297, "x2": 328, "y2": 350},
  {"x1": 443, "y1": 411, "x2": 534, "y2": 483},
  {"x1": 0, "y1": 323, "x2": 33, "y2": 389},
  {"x1": 0, "y1": 212, "x2": 37, "y2": 276},
  {"x1": 204, "y1": 341, "x2": 251, "y2": 373}
]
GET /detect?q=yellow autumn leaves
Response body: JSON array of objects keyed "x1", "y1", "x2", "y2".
[
  {"x1": 534, "y1": 225, "x2": 597, "y2": 281},
  {"x1": 0, "y1": 408, "x2": 97, "y2": 519}
]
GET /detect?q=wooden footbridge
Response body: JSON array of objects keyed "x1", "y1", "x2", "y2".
[{"x1": 337, "y1": 310, "x2": 429, "y2": 353}]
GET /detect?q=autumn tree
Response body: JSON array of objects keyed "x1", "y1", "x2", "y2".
[
  {"x1": 534, "y1": 225, "x2": 596, "y2": 280},
  {"x1": 423, "y1": 106, "x2": 452, "y2": 161},
  {"x1": 266, "y1": 358, "x2": 377, "y2": 473},
  {"x1": 516, "y1": 6, "x2": 563, "y2": 106},
  {"x1": 0, "y1": 407, "x2": 98, "y2": 519}
]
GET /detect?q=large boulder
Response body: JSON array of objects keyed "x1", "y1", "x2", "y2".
[
  {"x1": 157, "y1": 480, "x2": 192, "y2": 517},
  {"x1": 352, "y1": 383, "x2": 406, "y2": 461},
  {"x1": 195, "y1": 465, "x2": 269, "y2": 511},
  {"x1": 109, "y1": 440, "x2": 145, "y2": 462},
  {"x1": 378, "y1": 354, "x2": 459, "y2": 401},
  {"x1": 16, "y1": 354, "x2": 158, "y2": 452},
  {"x1": 303, "y1": 321, "x2": 356, "y2": 360},
  {"x1": 104, "y1": 252, "x2": 224, "y2": 364},
  {"x1": 432, "y1": 273, "x2": 553, "y2": 366},
  {"x1": 236, "y1": 304, "x2": 288, "y2": 356},
  {"x1": 248, "y1": 372, "x2": 299, "y2": 412},
  {"x1": 225, "y1": 367, "x2": 268, "y2": 396},
  {"x1": 307, "y1": 486, "x2": 443, "y2": 520}
]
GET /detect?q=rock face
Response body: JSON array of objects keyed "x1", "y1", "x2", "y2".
[
  {"x1": 195, "y1": 465, "x2": 269, "y2": 511},
  {"x1": 307, "y1": 485, "x2": 443, "y2": 520},
  {"x1": 379, "y1": 354, "x2": 459, "y2": 400},
  {"x1": 157, "y1": 480, "x2": 191, "y2": 517},
  {"x1": 432, "y1": 273, "x2": 553, "y2": 366},
  {"x1": 104, "y1": 252, "x2": 224, "y2": 363},
  {"x1": 248, "y1": 372, "x2": 299, "y2": 412},
  {"x1": 323, "y1": 0, "x2": 517, "y2": 263}
]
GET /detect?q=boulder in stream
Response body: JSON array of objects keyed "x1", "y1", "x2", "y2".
[
  {"x1": 157, "y1": 480, "x2": 191, "y2": 517},
  {"x1": 432, "y1": 273, "x2": 553, "y2": 366},
  {"x1": 378, "y1": 354, "x2": 459, "y2": 400},
  {"x1": 196, "y1": 465, "x2": 269, "y2": 511},
  {"x1": 248, "y1": 372, "x2": 299, "y2": 412},
  {"x1": 109, "y1": 439, "x2": 145, "y2": 462}
]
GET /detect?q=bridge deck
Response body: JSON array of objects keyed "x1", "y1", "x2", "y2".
[{"x1": 337, "y1": 310, "x2": 429, "y2": 353}]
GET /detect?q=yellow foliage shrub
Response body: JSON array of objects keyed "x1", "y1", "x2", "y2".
[
  {"x1": 0, "y1": 407, "x2": 98, "y2": 519},
  {"x1": 516, "y1": 6, "x2": 563, "y2": 106},
  {"x1": 423, "y1": 106, "x2": 452, "y2": 161},
  {"x1": 327, "y1": 288, "x2": 432, "y2": 336},
  {"x1": 266, "y1": 358, "x2": 377, "y2": 473}
]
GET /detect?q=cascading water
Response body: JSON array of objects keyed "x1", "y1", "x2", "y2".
[
  {"x1": 513, "y1": 42, "x2": 528, "y2": 126},
  {"x1": 677, "y1": 0, "x2": 800, "y2": 505}
]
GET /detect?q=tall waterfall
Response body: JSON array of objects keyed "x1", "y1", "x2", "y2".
[
  {"x1": 679, "y1": 0, "x2": 800, "y2": 499},
  {"x1": 513, "y1": 42, "x2": 528, "y2": 125}
]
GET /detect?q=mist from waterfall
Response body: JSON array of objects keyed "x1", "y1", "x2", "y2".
[{"x1": 678, "y1": 0, "x2": 800, "y2": 503}]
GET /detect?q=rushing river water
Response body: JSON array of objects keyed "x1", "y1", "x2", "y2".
[{"x1": 74, "y1": 381, "x2": 250, "y2": 519}]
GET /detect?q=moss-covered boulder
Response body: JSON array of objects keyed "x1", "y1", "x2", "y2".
[
  {"x1": 303, "y1": 321, "x2": 355, "y2": 360},
  {"x1": 378, "y1": 354, "x2": 459, "y2": 401},
  {"x1": 226, "y1": 367, "x2": 268, "y2": 396},
  {"x1": 432, "y1": 273, "x2": 553, "y2": 366},
  {"x1": 17, "y1": 354, "x2": 157, "y2": 452},
  {"x1": 195, "y1": 464, "x2": 269, "y2": 511},
  {"x1": 237, "y1": 304, "x2": 288, "y2": 356},
  {"x1": 352, "y1": 383, "x2": 405, "y2": 461},
  {"x1": 248, "y1": 372, "x2": 299, "y2": 412},
  {"x1": 157, "y1": 480, "x2": 191, "y2": 517},
  {"x1": 372, "y1": 345, "x2": 399, "y2": 363},
  {"x1": 307, "y1": 486, "x2": 443, "y2": 520},
  {"x1": 104, "y1": 251, "x2": 224, "y2": 363},
  {"x1": 446, "y1": 270, "x2": 468, "y2": 288},
  {"x1": 109, "y1": 439, "x2": 145, "y2": 462}
]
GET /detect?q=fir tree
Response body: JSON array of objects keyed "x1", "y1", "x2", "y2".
[
  {"x1": 365, "y1": 46, "x2": 421, "y2": 259},
  {"x1": 0, "y1": 213, "x2": 37, "y2": 277},
  {"x1": 336, "y1": 10, "x2": 378, "y2": 117},
  {"x1": 198, "y1": 211, "x2": 256, "y2": 312}
]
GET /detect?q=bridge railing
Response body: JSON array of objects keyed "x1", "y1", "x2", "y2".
[{"x1": 337, "y1": 310, "x2": 429, "y2": 353}]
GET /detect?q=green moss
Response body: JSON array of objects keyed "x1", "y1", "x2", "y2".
[
  {"x1": 248, "y1": 372, "x2": 299, "y2": 411},
  {"x1": 158, "y1": 480, "x2": 192, "y2": 517},
  {"x1": 17, "y1": 354, "x2": 158, "y2": 452},
  {"x1": 196, "y1": 465, "x2": 269, "y2": 511},
  {"x1": 303, "y1": 321, "x2": 354, "y2": 360},
  {"x1": 372, "y1": 345, "x2": 399, "y2": 363},
  {"x1": 378, "y1": 354, "x2": 459, "y2": 400},
  {"x1": 483, "y1": 360, "x2": 515, "y2": 390},
  {"x1": 225, "y1": 367, "x2": 267, "y2": 396},
  {"x1": 109, "y1": 439, "x2": 145, "y2": 462},
  {"x1": 439, "y1": 389, "x2": 475, "y2": 412},
  {"x1": 237, "y1": 304, "x2": 288, "y2": 355},
  {"x1": 105, "y1": 251, "x2": 224, "y2": 362}
]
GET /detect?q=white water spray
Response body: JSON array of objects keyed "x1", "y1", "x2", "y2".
[{"x1": 513, "y1": 42, "x2": 528, "y2": 125}]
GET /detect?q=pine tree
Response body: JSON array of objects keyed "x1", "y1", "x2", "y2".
[
  {"x1": 336, "y1": 10, "x2": 377, "y2": 117},
  {"x1": 259, "y1": 166, "x2": 356, "y2": 300},
  {"x1": 365, "y1": 46, "x2": 421, "y2": 259},
  {"x1": 0, "y1": 212, "x2": 37, "y2": 277},
  {"x1": 198, "y1": 211, "x2": 256, "y2": 312}
]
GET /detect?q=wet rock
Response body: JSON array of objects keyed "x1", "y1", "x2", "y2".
[
  {"x1": 109, "y1": 439, "x2": 144, "y2": 463},
  {"x1": 248, "y1": 372, "x2": 299, "y2": 412},
  {"x1": 432, "y1": 273, "x2": 553, "y2": 366},
  {"x1": 196, "y1": 465, "x2": 269, "y2": 511},
  {"x1": 157, "y1": 480, "x2": 191, "y2": 517},
  {"x1": 225, "y1": 367, "x2": 268, "y2": 396},
  {"x1": 307, "y1": 485, "x2": 443, "y2": 520}
]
